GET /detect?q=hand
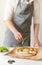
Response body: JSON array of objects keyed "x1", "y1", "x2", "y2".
[
  {"x1": 33, "y1": 38, "x2": 42, "y2": 48},
  {"x1": 14, "y1": 30, "x2": 23, "y2": 42}
]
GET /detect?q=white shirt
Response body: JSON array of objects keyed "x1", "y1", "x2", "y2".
[{"x1": 4, "y1": 0, "x2": 40, "y2": 24}]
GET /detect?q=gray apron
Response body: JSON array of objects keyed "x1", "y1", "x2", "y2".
[{"x1": 3, "y1": 0, "x2": 34, "y2": 47}]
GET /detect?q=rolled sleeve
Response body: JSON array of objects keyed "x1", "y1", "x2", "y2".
[
  {"x1": 3, "y1": 0, "x2": 14, "y2": 21},
  {"x1": 33, "y1": 0, "x2": 40, "y2": 24}
]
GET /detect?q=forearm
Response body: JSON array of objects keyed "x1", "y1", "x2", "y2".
[
  {"x1": 4, "y1": 20, "x2": 23, "y2": 42},
  {"x1": 34, "y1": 24, "x2": 39, "y2": 40},
  {"x1": 4, "y1": 20, "x2": 17, "y2": 34},
  {"x1": 34, "y1": 0, "x2": 40, "y2": 38}
]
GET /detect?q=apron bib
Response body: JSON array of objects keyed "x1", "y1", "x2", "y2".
[{"x1": 3, "y1": 0, "x2": 34, "y2": 47}]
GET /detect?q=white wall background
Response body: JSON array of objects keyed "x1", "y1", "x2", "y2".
[{"x1": 0, "y1": 0, "x2": 42, "y2": 46}]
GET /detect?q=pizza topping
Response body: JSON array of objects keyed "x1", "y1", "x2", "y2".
[
  {"x1": 19, "y1": 47, "x2": 37, "y2": 54},
  {"x1": 19, "y1": 48, "x2": 23, "y2": 52},
  {"x1": 28, "y1": 50, "x2": 34, "y2": 54},
  {"x1": 27, "y1": 48, "x2": 37, "y2": 54},
  {"x1": 23, "y1": 49, "x2": 28, "y2": 52}
]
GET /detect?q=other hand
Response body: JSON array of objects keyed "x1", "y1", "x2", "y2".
[{"x1": 33, "y1": 38, "x2": 42, "y2": 48}]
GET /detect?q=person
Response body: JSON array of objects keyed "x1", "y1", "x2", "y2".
[{"x1": 3, "y1": 0, "x2": 42, "y2": 47}]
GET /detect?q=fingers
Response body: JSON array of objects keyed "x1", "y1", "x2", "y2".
[
  {"x1": 14, "y1": 30, "x2": 23, "y2": 42},
  {"x1": 16, "y1": 32, "x2": 23, "y2": 42},
  {"x1": 18, "y1": 33, "x2": 23, "y2": 42},
  {"x1": 33, "y1": 41, "x2": 42, "y2": 48},
  {"x1": 38, "y1": 44, "x2": 42, "y2": 48}
]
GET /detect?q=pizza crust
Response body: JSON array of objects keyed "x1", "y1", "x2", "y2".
[{"x1": 14, "y1": 47, "x2": 38, "y2": 57}]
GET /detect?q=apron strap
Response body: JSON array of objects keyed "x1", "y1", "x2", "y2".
[
  {"x1": 15, "y1": 0, "x2": 21, "y2": 13},
  {"x1": 17, "y1": 0, "x2": 21, "y2": 7}
]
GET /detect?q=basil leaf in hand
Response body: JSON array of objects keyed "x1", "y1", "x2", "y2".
[{"x1": 22, "y1": 40, "x2": 24, "y2": 45}]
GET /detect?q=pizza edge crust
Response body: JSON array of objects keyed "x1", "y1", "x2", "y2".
[{"x1": 14, "y1": 47, "x2": 38, "y2": 57}]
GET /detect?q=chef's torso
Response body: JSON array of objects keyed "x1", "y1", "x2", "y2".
[
  {"x1": 4, "y1": 0, "x2": 34, "y2": 47},
  {"x1": 13, "y1": 0, "x2": 34, "y2": 38}
]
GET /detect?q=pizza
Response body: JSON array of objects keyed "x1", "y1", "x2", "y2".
[{"x1": 13, "y1": 47, "x2": 38, "y2": 58}]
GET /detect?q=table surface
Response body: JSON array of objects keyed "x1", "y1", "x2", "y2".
[{"x1": 0, "y1": 48, "x2": 42, "y2": 65}]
